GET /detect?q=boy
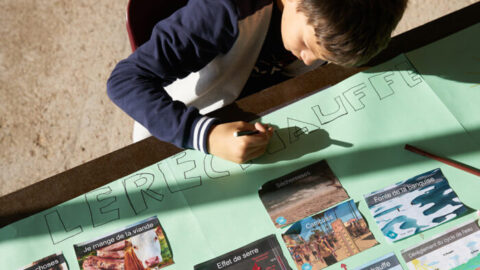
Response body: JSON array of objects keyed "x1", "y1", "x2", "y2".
[{"x1": 107, "y1": 0, "x2": 407, "y2": 164}]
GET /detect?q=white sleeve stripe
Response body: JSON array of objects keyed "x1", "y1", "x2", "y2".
[
  {"x1": 193, "y1": 116, "x2": 208, "y2": 150},
  {"x1": 199, "y1": 118, "x2": 215, "y2": 153}
]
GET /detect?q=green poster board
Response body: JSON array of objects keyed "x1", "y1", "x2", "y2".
[
  {"x1": 1, "y1": 25, "x2": 480, "y2": 270},
  {"x1": 406, "y1": 23, "x2": 480, "y2": 145}
]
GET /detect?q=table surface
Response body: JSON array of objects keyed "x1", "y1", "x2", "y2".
[{"x1": 1, "y1": 2, "x2": 479, "y2": 227}]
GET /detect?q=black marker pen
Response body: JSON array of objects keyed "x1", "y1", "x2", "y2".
[{"x1": 233, "y1": 130, "x2": 260, "y2": 137}]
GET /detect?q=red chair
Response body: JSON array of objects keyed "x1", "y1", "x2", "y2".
[{"x1": 126, "y1": 0, "x2": 188, "y2": 52}]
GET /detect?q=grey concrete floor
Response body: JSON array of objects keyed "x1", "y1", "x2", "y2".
[{"x1": 0, "y1": 0, "x2": 479, "y2": 197}]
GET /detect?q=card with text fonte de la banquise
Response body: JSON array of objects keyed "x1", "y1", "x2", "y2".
[{"x1": 364, "y1": 168, "x2": 472, "y2": 242}]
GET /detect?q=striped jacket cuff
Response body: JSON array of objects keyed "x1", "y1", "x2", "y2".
[{"x1": 191, "y1": 116, "x2": 218, "y2": 154}]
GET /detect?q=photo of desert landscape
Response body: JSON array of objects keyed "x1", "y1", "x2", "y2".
[{"x1": 259, "y1": 160, "x2": 349, "y2": 227}]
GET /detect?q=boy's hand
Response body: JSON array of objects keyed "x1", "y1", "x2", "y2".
[{"x1": 207, "y1": 121, "x2": 274, "y2": 164}]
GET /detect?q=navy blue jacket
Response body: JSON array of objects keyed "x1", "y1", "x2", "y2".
[{"x1": 107, "y1": 0, "x2": 274, "y2": 153}]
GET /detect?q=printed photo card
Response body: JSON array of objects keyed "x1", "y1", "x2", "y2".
[
  {"x1": 282, "y1": 199, "x2": 377, "y2": 270},
  {"x1": 73, "y1": 216, "x2": 173, "y2": 270},
  {"x1": 259, "y1": 160, "x2": 349, "y2": 228},
  {"x1": 364, "y1": 168, "x2": 472, "y2": 242},
  {"x1": 352, "y1": 253, "x2": 402, "y2": 270},
  {"x1": 194, "y1": 234, "x2": 291, "y2": 270},
  {"x1": 451, "y1": 254, "x2": 480, "y2": 270},
  {"x1": 401, "y1": 219, "x2": 480, "y2": 270},
  {"x1": 19, "y1": 253, "x2": 68, "y2": 270}
]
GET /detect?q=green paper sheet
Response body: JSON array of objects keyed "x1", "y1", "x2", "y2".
[
  {"x1": 0, "y1": 172, "x2": 214, "y2": 269},
  {"x1": 406, "y1": 23, "x2": 480, "y2": 145},
  {"x1": 1, "y1": 47, "x2": 480, "y2": 270},
  {"x1": 175, "y1": 54, "x2": 480, "y2": 269}
]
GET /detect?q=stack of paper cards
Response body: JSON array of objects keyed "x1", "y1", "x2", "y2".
[
  {"x1": 259, "y1": 160, "x2": 349, "y2": 228},
  {"x1": 282, "y1": 199, "x2": 377, "y2": 270},
  {"x1": 364, "y1": 169, "x2": 471, "y2": 241}
]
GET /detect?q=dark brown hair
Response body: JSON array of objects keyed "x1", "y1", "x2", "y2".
[{"x1": 297, "y1": 0, "x2": 408, "y2": 66}]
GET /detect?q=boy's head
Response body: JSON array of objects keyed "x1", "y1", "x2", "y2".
[{"x1": 280, "y1": 0, "x2": 408, "y2": 67}]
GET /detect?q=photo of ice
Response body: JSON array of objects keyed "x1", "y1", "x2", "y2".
[{"x1": 364, "y1": 169, "x2": 471, "y2": 241}]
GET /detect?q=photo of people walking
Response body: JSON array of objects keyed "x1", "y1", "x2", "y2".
[{"x1": 282, "y1": 200, "x2": 377, "y2": 270}]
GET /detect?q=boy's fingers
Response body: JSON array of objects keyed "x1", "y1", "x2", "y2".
[
  {"x1": 246, "y1": 144, "x2": 268, "y2": 156},
  {"x1": 246, "y1": 147, "x2": 268, "y2": 161},
  {"x1": 260, "y1": 123, "x2": 274, "y2": 138},
  {"x1": 254, "y1": 122, "x2": 267, "y2": 132},
  {"x1": 237, "y1": 121, "x2": 256, "y2": 129},
  {"x1": 239, "y1": 133, "x2": 271, "y2": 147},
  {"x1": 208, "y1": 121, "x2": 273, "y2": 163},
  {"x1": 245, "y1": 139, "x2": 271, "y2": 155}
]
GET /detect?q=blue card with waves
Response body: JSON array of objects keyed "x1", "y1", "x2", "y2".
[{"x1": 364, "y1": 168, "x2": 471, "y2": 242}]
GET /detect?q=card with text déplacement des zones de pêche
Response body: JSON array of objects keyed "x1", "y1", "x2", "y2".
[
  {"x1": 259, "y1": 160, "x2": 349, "y2": 228},
  {"x1": 282, "y1": 199, "x2": 378, "y2": 270},
  {"x1": 194, "y1": 234, "x2": 291, "y2": 270},
  {"x1": 19, "y1": 253, "x2": 68, "y2": 270},
  {"x1": 364, "y1": 168, "x2": 472, "y2": 242},
  {"x1": 73, "y1": 216, "x2": 173, "y2": 270}
]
